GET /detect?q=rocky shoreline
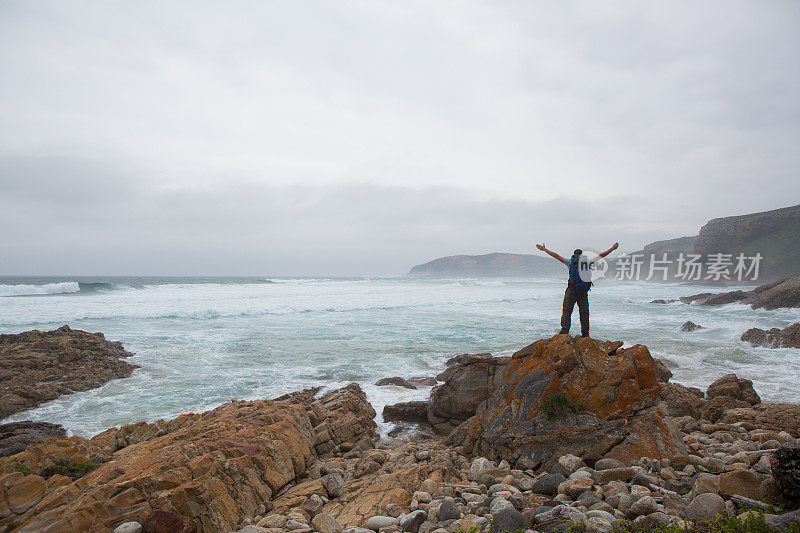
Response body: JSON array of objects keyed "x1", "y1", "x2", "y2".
[{"x1": 0, "y1": 333, "x2": 799, "y2": 532}]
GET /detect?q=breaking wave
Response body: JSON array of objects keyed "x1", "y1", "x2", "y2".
[{"x1": 0, "y1": 281, "x2": 117, "y2": 297}]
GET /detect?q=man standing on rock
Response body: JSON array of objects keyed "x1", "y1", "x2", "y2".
[{"x1": 536, "y1": 242, "x2": 619, "y2": 338}]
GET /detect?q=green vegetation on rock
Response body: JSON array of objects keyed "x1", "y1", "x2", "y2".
[
  {"x1": 40, "y1": 460, "x2": 96, "y2": 479},
  {"x1": 542, "y1": 392, "x2": 585, "y2": 419}
]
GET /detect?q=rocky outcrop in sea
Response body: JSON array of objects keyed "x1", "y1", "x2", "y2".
[
  {"x1": 676, "y1": 272, "x2": 800, "y2": 310},
  {"x1": 742, "y1": 323, "x2": 800, "y2": 349},
  {"x1": 0, "y1": 325, "x2": 138, "y2": 418}
]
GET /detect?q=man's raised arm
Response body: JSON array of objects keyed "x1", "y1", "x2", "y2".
[
  {"x1": 536, "y1": 243, "x2": 566, "y2": 264},
  {"x1": 592, "y1": 242, "x2": 619, "y2": 262}
]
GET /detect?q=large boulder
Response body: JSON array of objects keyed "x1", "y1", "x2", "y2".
[
  {"x1": 461, "y1": 335, "x2": 686, "y2": 471},
  {"x1": 741, "y1": 324, "x2": 800, "y2": 349},
  {"x1": 0, "y1": 384, "x2": 377, "y2": 532},
  {"x1": 703, "y1": 373, "x2": 761, "y2": 420},
  {"x1": 706, "y1": 373, "x2": 761, "y2": 405},
  {"x1": 427, "y1": 353, "x2": 509, "y2": 434},
  {"x1": 0, "y1": 325, "x2": 138, "y2": 418}
]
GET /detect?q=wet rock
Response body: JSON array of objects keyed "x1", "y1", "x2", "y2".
[
  {"x1": 407, "y1": 377, "x2": 438, "y2": 387},
  {"x1": 0, "y1": 421, "x2": 66, "y2": 457},
  {"x1": 742, "y1": 324, "x2": 800, "y2": 349},
  {"x1": 680, "y1": 321, "x2": 704, "y2": 332},
  {"x1": 382, "y1": 401, "x2": 429, "y2": 424},
  {"x1": 0, "y1": 325, "x2": 138, "y2": 418},
  {"x1": 772, "y1": 442, "x2": 800, "y2": 506},
  {"x1": 375, "y1": 377, "x2": 417, "y2": 389},
  {"x1": 685, "y1": 493, "x2": 725, "y2": 521}
]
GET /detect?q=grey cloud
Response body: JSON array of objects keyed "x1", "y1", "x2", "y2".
[{"x1": 0, "y1": 1, "x2": 798, "y2": 275}]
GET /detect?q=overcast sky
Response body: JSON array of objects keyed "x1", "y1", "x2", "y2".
[{"x1": 1, "y1": 1, "x2": 798, "y2": 276}]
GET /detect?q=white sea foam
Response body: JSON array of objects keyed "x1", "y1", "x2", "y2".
[{"x1": 0, "y1": 281, "x2": 80, "y2": 297}]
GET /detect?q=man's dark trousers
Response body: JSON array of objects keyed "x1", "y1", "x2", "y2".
[{"x1": 560, "y1": 287, "x2": 589, "y2": 337}]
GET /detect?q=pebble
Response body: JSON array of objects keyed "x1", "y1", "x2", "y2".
[
  {"x1": 364, "y1": 515, "x2": 398, "y2": 531},
  {"x1": 113, "y1": 523, "x2": 142, "y2": 533}
]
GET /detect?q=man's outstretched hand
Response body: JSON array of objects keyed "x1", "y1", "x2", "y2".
[{"x1": 536, "y1": 243, "x2": 546, "y2": 251}]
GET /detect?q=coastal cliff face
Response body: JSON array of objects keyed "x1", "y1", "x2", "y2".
[
  {"x1": 0, "y1": 384, "x2": 377, "y2": 532},
  {"x1": 0, "y1": 326, "x2": 138, "y2": 419},
  {"x1": 693, "y1": 204, "x2": 800, "y2": 278}
]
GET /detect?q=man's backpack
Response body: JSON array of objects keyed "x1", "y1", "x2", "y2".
[{"x1": 568, "y1": 253, "x2": 592, "y2": 293}]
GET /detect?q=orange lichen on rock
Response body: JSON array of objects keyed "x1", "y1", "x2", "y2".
[{"x1": 460, "y1": 334, "x2": 684, "y2": 471}]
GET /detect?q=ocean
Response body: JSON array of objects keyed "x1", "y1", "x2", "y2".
[{"x1": 2, "y1": 275, "x2": 799, "y2": 437}]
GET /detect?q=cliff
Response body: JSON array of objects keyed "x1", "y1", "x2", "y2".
[
  {"x1": 693, "y1": 204, "x2": 800, "y2": 281},
  {"x1": 407, "y1": 252, "x2": 564, "y2": 278}
]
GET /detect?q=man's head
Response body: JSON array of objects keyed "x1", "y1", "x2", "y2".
[{"x1": 573, "y1": 249, "x2": 582, "y2": 256}]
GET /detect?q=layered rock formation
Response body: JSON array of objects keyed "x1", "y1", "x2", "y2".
[
  {"x1": 458, "y1": 335, "x2": 686, "y2": 471},
  {"x1": 741, "y1": 323, "x2": 800, "y2": 348},
  {"x1": 0, "y1": 325, "x2": 138, "y2": 418},
  {"x1": 0, "y1": 384, "x2": 377, "y2": 532}
]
